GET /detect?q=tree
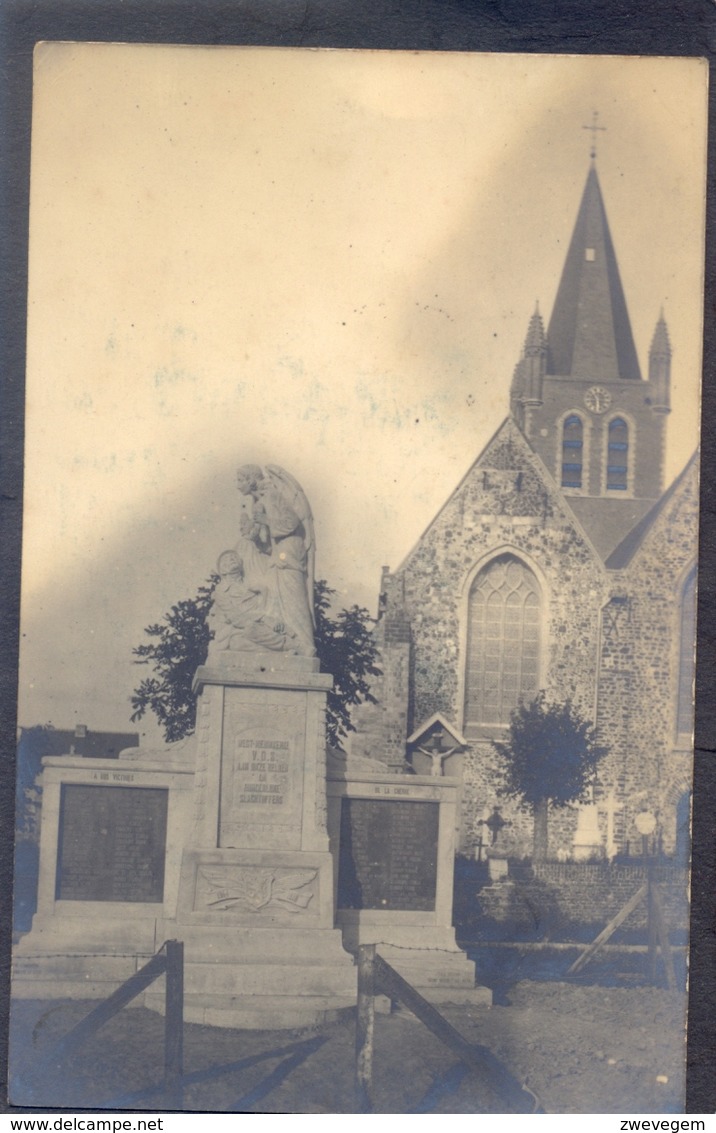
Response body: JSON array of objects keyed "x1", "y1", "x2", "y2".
[
  {"x1": 15, "y1": 725, "x2": 55, "y2": 843},
  {"x1": 493, "y1": 692, "x2": 608, "y2": 861},
  {"x1": 131, "y1": 577, "x2": 381, "y2": 748},
  {"x1": 131, "y1": 580, "x2": 216, "y2": 743},
  {"x1": 312, "y1": 579, "x2": 381, "y2": 747}
]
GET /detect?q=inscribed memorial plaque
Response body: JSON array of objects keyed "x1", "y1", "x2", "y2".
[
  {"x1": 232, "y1": 734, "x2": 291, "y2": 808},
  {"x1": 219, "y1": 690, "x2": 305, "y2": 844},
  {"x1": 337, "y1": 797, "x2": 439, "y2": 911},
  {"x1": 56, "y1": 785, "x2": 168, "y2": 902}
]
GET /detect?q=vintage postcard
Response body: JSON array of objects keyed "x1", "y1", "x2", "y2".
[{"x1": 8, "y1": 45, "x2": 707, "y2": 1114}]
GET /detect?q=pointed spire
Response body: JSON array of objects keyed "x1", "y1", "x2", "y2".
[
  {"x1": 511, "y1": 303, "x2": 547, "y2": 407},
  {"x1": 649, "y1": 309, "x2": 671, "y2": 413},
  {"x1": 650, "y1": 309, "x2": 672, "y2": 358},
  {"x1": 547, "y1": 166, "x2": 642, "y2": 382},
  {"x1": 524, "y1": 303, "x2": 547, "y2": 355}
]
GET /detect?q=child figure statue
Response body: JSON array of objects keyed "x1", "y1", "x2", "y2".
[{"x1": 207, "y1": 549, "x2": 297, "y2": 658}]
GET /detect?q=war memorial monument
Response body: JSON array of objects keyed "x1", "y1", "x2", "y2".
[{"x1": 13, "y1": 464, "x2": 483, "y2": 1027}]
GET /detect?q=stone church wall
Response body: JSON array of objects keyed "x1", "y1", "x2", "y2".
[
  {"x1": 595, "y1": 462, "x2": 698, "y2": 855},
  {"x1": 397, "y1": 425, "x2": 607, "y2": 739},
  {"x1": 380, "y1": 424, "x2": 611, "y2": 852},
  {"x1": 352, "y1": 423, "x2": 697, "y2": 860}
]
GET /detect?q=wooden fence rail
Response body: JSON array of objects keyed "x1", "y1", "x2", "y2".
[
  {"x1": 47, "y1": 939, "x2": 184, "y2": 1107},
  {"x1": 355, "y1": 944, "x2": 543, "y2": 1114},
  {"x1": 567, "y1": 878, "x2": 676, "y2": 988}
]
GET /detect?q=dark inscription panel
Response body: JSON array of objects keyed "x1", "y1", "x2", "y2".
[
  {"x1": 56, "y1": 785, "x2": 168, "y2": 902},
  {"x1": 337, "y1": 798, "x2": 439, "y2": 911}
]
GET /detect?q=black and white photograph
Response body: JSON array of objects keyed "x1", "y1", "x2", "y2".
[{"x1": 6, "y1": 44, "x2": 708, "y2": 1114}]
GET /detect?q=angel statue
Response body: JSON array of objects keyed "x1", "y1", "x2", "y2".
[{"x1": 235, "y1": 464, "x2": 316, "y2": 657}]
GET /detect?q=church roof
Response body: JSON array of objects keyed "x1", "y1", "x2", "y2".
[
  {"x1": 394, "y1": 416, "x2": 607, "y2": 573},
  {"x1": 604, "y1": 452, "x2": 698, "y2": 569},
  {"x1": 546, "y1": 165, "x2": 642, "y2": 382},
  {"x1": 566, "y1": 496, "x2": 657, "y2": 561}
]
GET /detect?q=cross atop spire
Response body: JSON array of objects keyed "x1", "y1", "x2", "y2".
[{"x1": 582, "y1": 110, "x2": 606, "y2": 161}]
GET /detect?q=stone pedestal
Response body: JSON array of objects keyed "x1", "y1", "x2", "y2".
[
  {"x1": 327, "y1": 767, "x2": 490, "y2": 1006},
  {"x1": 12, "y1": 749, "x2": 195, "y2": 999},
  {"x1": 157, "y1": 653, "x2": 356, "y2": 1028},
  {"x1": 13, "y1": 653, "x2": 356, "y2": 1029}
]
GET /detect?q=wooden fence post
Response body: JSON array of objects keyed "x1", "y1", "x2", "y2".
[
  {"x1": 164, "y1": 940, "x2": 184, "y2": 1108},
  {"x1": 649, "y1": 885, "x2": 676, "y2": 990},
  {"x1": 356, "y1": 944, "x2": 376, "y2": 1113},
  {"x1": 645, "y1": 857, "x2": 658, "y2": 982}
]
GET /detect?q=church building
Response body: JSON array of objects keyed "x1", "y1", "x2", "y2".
[{"x1": 352, "y1": 154, "x2": 698, "y2": 861}]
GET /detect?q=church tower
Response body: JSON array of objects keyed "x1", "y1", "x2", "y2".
[
  {"x1": 510, "y1": 157, "x2": 671, "y2": 558},
  {"x1": 354, "y1": 132, "x2": 697, "y2": 863}
]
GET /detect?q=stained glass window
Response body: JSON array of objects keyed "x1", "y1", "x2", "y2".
[{"x1": 464, "y1": 555, "x2": 541, "y2": 729}]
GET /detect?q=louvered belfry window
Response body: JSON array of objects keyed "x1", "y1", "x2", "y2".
[
  {"x1": 561, "y1": 414, "x2": 584, "y2": 488},
  {"x1": 464, "y1": 555, "x2": 541, "y2": 729},
  {"x1": 606, "y1": 417, "x2": 629, "y2": 491}
]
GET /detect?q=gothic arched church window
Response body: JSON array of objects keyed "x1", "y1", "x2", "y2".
[
  {"x1": 561, "y1": 414, "x2": 584, "y2": 488},
  {"x1": 676, "y1": 567, "x2": 697, "y2": 739},
  {"x1": 606, "y1": 417, "x2": 629, "y2": 491},
  {"x1": 464, "y1": 555, "x2": 541, "y2": 730}
]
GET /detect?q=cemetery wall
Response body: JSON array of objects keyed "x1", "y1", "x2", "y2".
[{"x1": 476, "y1": 862, "x2": 690, "y2": 935}]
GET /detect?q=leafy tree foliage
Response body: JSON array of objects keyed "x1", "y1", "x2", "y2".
[
  {"x1": 312, "y1": 579, "x2": 381, "y2": 747},
  {"x1": 493, "y1": 691, "x2": 608, "y2": 860},
  {"x1": 131, "y1": 577, "x2": 380, "y2": 748},
  {"x1": 131, "y1": 581, "x2": 216, "y2": 743},
  {"x1": 15, "y1": 725, "x2": 55, "y2": 843}
]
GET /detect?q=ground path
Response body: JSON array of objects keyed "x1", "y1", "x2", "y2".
[{"x1": 8, "y1": 980, "x2": 686, "y2": 1113}]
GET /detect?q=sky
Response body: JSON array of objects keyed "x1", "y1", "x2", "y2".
[{"x1": 17, "y1": 45, "x2": 708, "y2": 741}]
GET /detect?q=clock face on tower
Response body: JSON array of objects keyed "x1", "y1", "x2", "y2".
[{"x1": 584, "y1": 386, "x2": 612, "y2": 414}]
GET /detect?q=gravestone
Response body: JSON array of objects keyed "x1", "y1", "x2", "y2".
[{"x1": 573, "y1": 802, "x2": 603, "y2": 860}]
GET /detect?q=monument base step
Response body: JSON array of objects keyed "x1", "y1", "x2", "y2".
[
  {"x1": 162, "y1": 923, "x2": 353, "y2": 966},
  {"x1": 335, "y1": 920, "x2": 488, "y2": 1000},
  {"x1": 145, "y1": 991, "x2": 356, "y2": 1030},
  {"x1": 11, "y1": 951, "x2": 154, "y2": 1001},
  {"x1": 163, "y1": 958, "x2": 357, "y2": 998},
  {"x1": 373, "y1": 954, "x2": 489, "y2": 1003},
  {"x1": 412, "y1": 985, "x2": 492, "y2": 1007},
  {"x1": 376, "y1": 952, "x2": 476, "y2": 985},
  {"x1": 15, "y1": 916, "x2": 159, "y2": 955}
]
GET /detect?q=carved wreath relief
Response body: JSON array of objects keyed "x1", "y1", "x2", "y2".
[{"x1": 197, "y1": 866, "x2": 318, "y2": 914}]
